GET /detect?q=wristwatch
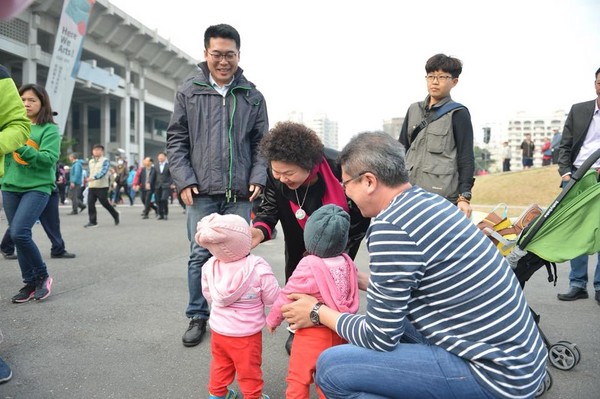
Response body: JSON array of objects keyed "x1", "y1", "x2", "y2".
[
  {"x1": 457, "y1": 191, "x2": 472, "y2": 203},
  {"x1": 310, "y1": 302, "x2": 324, "y2": 325}
]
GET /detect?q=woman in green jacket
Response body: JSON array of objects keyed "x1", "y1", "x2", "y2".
[{"x1": 3, "y1": 83, "x2": 60, "y2": 303}]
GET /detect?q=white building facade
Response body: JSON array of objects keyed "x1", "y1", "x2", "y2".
[{"x1": 0, "y1": 0, "x2": 198, "y2": 165}]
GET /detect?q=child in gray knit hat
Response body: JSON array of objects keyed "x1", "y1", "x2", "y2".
[{"x1": 266, "y1": 204, "x2": 360, "y2": 398}]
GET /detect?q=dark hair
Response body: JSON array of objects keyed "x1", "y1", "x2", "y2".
[
  {"x1": 204, "y1": 24, "x2": 240, "y2": 50},
  {"x1": 69, "y1": 152, "x2": 79, "y2": 159},
  {"x1": 425, "y1": 54, "x2": 463, "y2": 78},
  {"x1": 340, "y1": 132, "x2": 409, "y2": 187},
  {"x1": 92, "y1": 144, "x2": 104, "y2": 150},
  {"x1": 158, "y1": 151, "x2": 166, "y2": 157},
  {"x1": 18, "y1": 83, "x2": 55, "y2": 125},
  {"x1": 260, "y1": 121, "x2": 324, "y2": 172},
  {"x1": 595, "y1": 67, "x2": 600, "y2": 80}
]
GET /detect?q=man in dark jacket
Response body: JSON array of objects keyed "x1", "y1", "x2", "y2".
[
  {"x1": 154, "y1": 151, "x2": 172, "y2": 220},
  {"x1": 556, "y1": 66, "x2": 600, "y2": 304},
  {"x1": 166, "y1": 24, "x2": 268, "y2": 347}
]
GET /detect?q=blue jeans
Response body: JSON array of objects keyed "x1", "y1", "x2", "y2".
[
  {"x1": 1, "y1": 190, "x2": 66, "y2": 256},
  {"x1": 315, "y1": 321, "x2": 498, "y2": 399},
  {"x1": 569, "y1": 253, "x2": 600, "y2": 291},
  {"x1": 185, "y1": 195, "x2": 251, "y2": 319},
  {"x1": 2, "y1": 190, "x2": 50, "y2": 284}
]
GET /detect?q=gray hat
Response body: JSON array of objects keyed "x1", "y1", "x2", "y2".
[{"x1": 304, "y1": 204, "x2": 350, "y2": 258}]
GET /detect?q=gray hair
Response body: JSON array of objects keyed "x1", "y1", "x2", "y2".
[{"x1": 339, "y1": 132, "x2": 409, "y2": 186}]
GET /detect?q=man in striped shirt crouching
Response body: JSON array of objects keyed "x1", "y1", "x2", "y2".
[{"x1": 282, "y1": 132, "x2": 548, "y2": 399}]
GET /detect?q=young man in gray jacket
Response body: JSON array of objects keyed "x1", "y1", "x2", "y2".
[{"x1": 166, "y1": 24, "x2": 268, "y2": 347}]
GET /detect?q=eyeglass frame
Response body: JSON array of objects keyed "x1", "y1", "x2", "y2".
[
  {"x1": 425, "y1": 74, "x2": 454, "y2": 82},
  {"x1": 341, "y1": 171, "x2": 371, "y2": 190},
  {"x1": 207, "y1": 51, "x2": 239, "y2": 62}
]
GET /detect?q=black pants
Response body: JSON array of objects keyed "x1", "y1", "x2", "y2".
[
  {"x1": 155, "y1": 186, "x2": 170, "y2": 217},
  {"x1": 503, "y1": 158, "x2": 511, "y2": 172},
  {"x1": 88, "y1": 187, "x2": 119, "y2": 224},
  {"x1": 141, "y1": 189, "x2": 157, "y2": 216}
]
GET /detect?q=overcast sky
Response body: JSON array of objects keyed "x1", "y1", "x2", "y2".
[{"x1": 109, "y1": 0, "x2": 600, "y2": 147}]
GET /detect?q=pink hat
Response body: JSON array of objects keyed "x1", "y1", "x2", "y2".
[{"x1": 195, "y1": 213, "x2": 251, "y2": 262}]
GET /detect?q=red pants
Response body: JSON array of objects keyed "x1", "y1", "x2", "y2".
[
  {"x1": 208, "y1": 331, "x2": 264, "y2": 399},
  {"x1": 286, "y1": 327, "x2": 346, "y2": 399}
]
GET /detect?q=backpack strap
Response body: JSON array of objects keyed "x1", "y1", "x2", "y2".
[{"x1": 409, "y1": 102, "x2": 465, "y2": 145}]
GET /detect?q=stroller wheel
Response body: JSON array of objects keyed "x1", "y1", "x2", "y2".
[
  {"x1": 535, "y1": 368, "x2": 553, "y2": 397},
  {"x1": 549, "y1": 342, "x2": 578, "y2": 370},
  {"x1": 555, "y1": 340, "x2": 581, "y2": 365}
]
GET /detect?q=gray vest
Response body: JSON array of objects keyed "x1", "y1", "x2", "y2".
[{"x1": 405, "y1": 101, "x2": 462, "y2": 200}]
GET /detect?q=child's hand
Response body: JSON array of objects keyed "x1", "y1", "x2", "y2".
[{"x1": 267, "y1": 325, "x2": 276, "y2": 334}]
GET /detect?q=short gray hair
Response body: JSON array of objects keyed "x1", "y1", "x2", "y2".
[{"x1": 339, "y1": 132, "x2": 409, "y2": 187}]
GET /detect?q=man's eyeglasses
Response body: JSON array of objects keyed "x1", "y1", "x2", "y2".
[
  {"x1": 341, "y1": 171, "x2": 370, "y2": 190},
  {"x1": 425, "y1": 75, "x2": 454, "y2": 82},
  {"x1": 208, "y1": 51, "x2": 238, "y2": 62}
]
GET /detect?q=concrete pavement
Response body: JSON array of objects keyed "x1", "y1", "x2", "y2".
[{"x1": 0, "y1": 204, "x2": 598, "y2": 398}]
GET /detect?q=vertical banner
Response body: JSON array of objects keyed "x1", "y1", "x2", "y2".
[{"x1": 45, "y1": 0, "x2": 95, "y2": 133}]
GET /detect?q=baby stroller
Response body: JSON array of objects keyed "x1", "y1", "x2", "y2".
[{"x1": 479, "y1": 148, "x2": 600, "y2": 397}]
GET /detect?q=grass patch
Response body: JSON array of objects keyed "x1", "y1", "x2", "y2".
[{"x1": 472, "y1": 166, "x2": 562, "y2": 217}]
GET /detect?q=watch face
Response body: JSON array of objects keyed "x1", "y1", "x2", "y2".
[
  {"x1": 310, "y1": 310, "x2": 319, "y2": 324},
  {"x1": 462, "y1": 192, "x2": 472, "y2": 200}
]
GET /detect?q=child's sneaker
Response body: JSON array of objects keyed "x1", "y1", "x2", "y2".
[
  {"x1": 11, "y1": 284, "x2": 35, "y2": 303},
  {"x1": 261, "y1": 395, "x2": 270, "y2": 399},
  {"x1": 208, "y1": 388, "x2": 237, "y2": 399},
  {"x1": 34, "y1": 276, "x2": 53, "y2": 301}
]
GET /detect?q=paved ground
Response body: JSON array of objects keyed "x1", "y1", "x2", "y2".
[{"x1": 0, "y1": 204, "x2": 598, "y2": 398}]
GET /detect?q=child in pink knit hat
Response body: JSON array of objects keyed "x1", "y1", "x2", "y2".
[
  {"x1": 195, "y1": 213, "x2": 280, "y2": 399},
  {"x1": 266, "y1": 204, "x2": 360, "y2": 399}
]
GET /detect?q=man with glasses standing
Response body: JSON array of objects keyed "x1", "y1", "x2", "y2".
[
  {"x1": 399, "y1": 53, "x2": 475, "y2": 218},
  {"x1": 167, "y1": 24, "x2": 268, "y2": 348}
]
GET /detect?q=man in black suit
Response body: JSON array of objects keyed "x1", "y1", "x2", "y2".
[
  {"x1": 137, "y1": 156, "x2": 157, "y2": 219},
  {"x1": 556, "y1": 66, "x2": 600, "y2": 305},
  {"x1": 155, "y1": 151, "x2": 172, "y2": 220}
]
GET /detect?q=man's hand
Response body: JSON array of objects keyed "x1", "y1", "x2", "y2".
[
  {"x1": 180, "y1": 185, "x2": 199, "y2": 206},
  {"x1": 248, "y1": 184, "x2": 262, "y2": 202},
  {"x1": 281, "y1": 293, "x2": 319, "y2": 330},
  {"x1": 457, "y1": 201, "x2": 472, "y2": 218},
  {"x1": 250, "y1": 227, "x2": 264, "y2": 248}
]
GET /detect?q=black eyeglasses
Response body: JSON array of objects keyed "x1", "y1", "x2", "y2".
[
  {"x1": 341, "y1": 171, "x2": 370, "y2": 190},
  {"x1": 425, "y1": 75, "x2": 453, "y2": 82},
  {"x1": 208, "y1": 51, "x2": 238, "y2": 62}
]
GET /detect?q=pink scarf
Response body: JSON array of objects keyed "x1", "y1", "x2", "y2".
[{"x1": 290, "y1": 157, "x2": 349, "y2": 229}]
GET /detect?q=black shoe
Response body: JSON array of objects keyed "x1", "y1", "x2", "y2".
[
  {"x1": 34, "y1": 276, "x2": 53, "y2": 301},
  {"x1": 595, "y1": 291, "x2": 600, "y2": 306},
  {"x1": 142, "y1": 215, "x2": 149, "y2": 219},
  {"x1": 84, "y1": 222, "x2": 98, "y2": 228},
  {"x1": 285, "y1": 331, "x2": 294, "y2": 355},
  {"x1": 114, "y1": 211, "x2": 120, "y2": 225},
  {"x1": 79, "y1": 205, "x2": 87, "y2": 212},
  {"x1": 157, "y1": 215, "x2": 164, "y2": 220},
  {"x1": 182, "y1": 319, "x2": 207, "y2": 347},
  {"x1": 68, "y1": 211, "x2": 78, "y2": 215},
  {"x1": 2, "y1": 252, "x2": 17, "y2": 260},
  {"x1": 557, "y1": 287, "x2": 589, "y2": 301},
  {"x1": 11, "y1": 284, "x2": 36, "y2": 303},
  {"x1": 51, "y1": 251, "x2": 76, "y2": 259}
]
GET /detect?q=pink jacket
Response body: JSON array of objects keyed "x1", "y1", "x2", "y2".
[
  {"x1": 202, "y1": 253, "x2": 280, "y2": 337},
  {"x1": 267, "y1": 253, "x2": 360, "y2": 329}
]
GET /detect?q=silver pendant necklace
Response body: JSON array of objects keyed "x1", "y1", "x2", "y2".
[{"x1": 294, "y1": 185, "x2": 310, "y2": 220}]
